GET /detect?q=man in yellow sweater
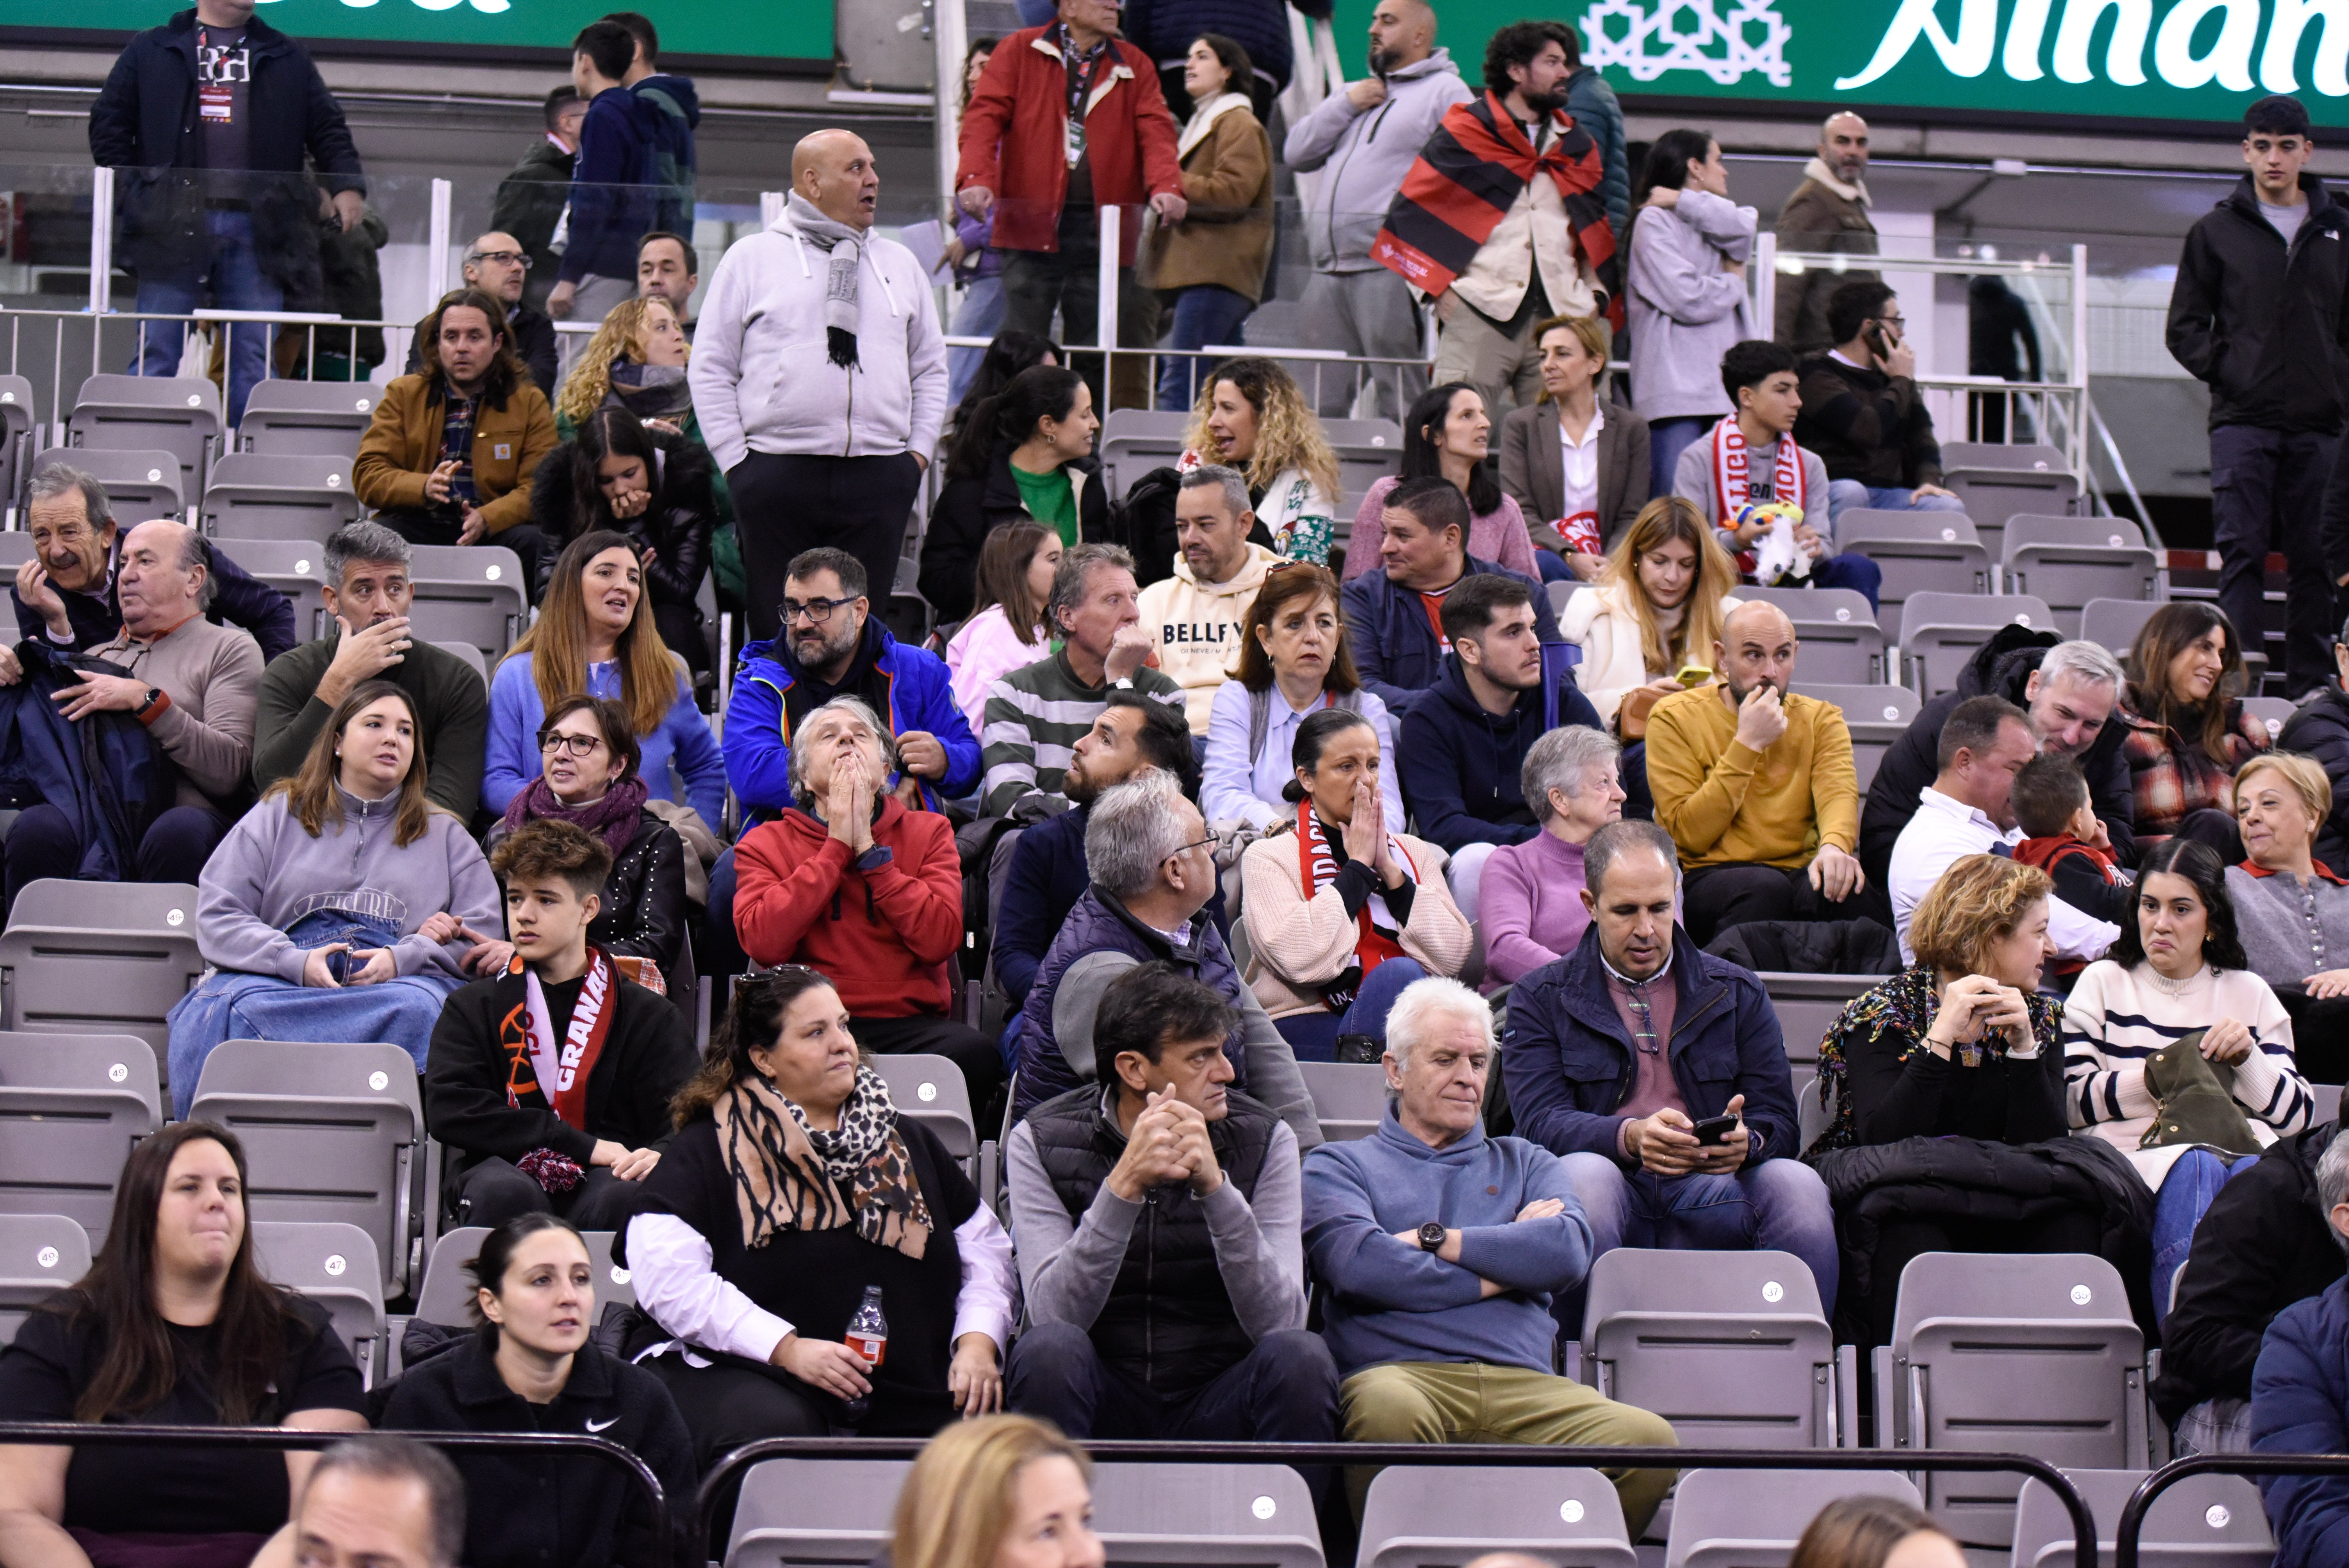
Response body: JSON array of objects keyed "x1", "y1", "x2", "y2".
[{"x1": 1646, "y1": 600, "x2": 1864, "y2": 944}]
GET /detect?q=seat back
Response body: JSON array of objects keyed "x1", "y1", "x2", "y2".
[
  {"x1": 1899, "y1": 592, "x2": 2057, "y2": 697},
  {"x1": 27, "y1": 445, "x2": 184, "y2": 522},
  {"x1": 2081, "y1": 597, "x2": 2161, "y2": 659},
  {"x1": 1941, "y1": 442, "x2": 2071, "y2": 474},
  {"x1": 405, "y1": 543, "x2": 529, "y2": 659},
  {"x1": 1298, "y1": 1059, "x2": 1389, "y2": 1142},
  {"x1": 2244, "y1": 696, "x2": 2297, "y2": 742},
  {"x1": 2012, "y1": 1467, "x2": 2272, "y2": 1568},
  {"x1": 727, "y1": 1457, "x2": 911, "y2": 1568},
  {"x1": 199, "y1": 451, "x2": 360, "y2": 543},
  {"x1": 249, "y1": 1220, "x2": 387, "y2": 1387},
  {"x1": 1769, "y1": 997, "x2": 1847, "y2": 1067},
  {"x1": 412, "y1": 1225, "x2": 635, "y2": 1331},
  {"x1": 0, "y1": 375, "x2": 37, "y2": 508},
  {"x1": 239, "y1": 381, "x2": 380, "y2": 460},
  {"x1": 1097, "y1": 409, "x2": 1191, "y2": 495},
  {"x1": 0, "y1": 533, "x2": 30, "y2": 574},
  {"x1": 869, "y1": 1053, "x2": 977, "y2": 1165},
  {"x1": 1663, "y1": 1468, "x2": 1922, "y2": 1568},
  {"x1": 1945, "y1": 465, "x2": 2083, "y2": 549},
  {"x1": 0, "y1": 882, "x2": 203, "y2": 1089},
  {"x1": 1359, "y1": 1464, "x2": 1635, "y2": 1568},
  {"x1": 0, "y1": 1214, "x2": 91, "y2": 1346},
  {"x1": 2000, "y1": 517, "x2": 2158, "y2": 637},
  {"x1": 213, "y1": 537, "x2": 333, "y2": 642},
  {"x1": 435, "y1": 640, "x2": 489, "y2": 688},
  {"x1": 187, "y1": 1040, "x2": 424, "y2": 1301},
  {"x1": 0, "y1": 1031, "x2": 160, "y2": 1243},
  {"x1": 1795, "y1": 684, "x2": 1919, "y2": 794},
  {"x1": 1835, "y1": 511, "x2": 1991, "y2": 644},
  {"x1": 69, "y1": 374, "x2": 223, "y2": 497},
  {"x1": 1582, "y1": 1248, "x2": 1835, "y2": 1448},
  {"x1": 1089, "y1": 1461, "x2": 1323, "y2": 1567},
  {"x1": 1740, "y1": 587, "x2": 1886, "y2": 684}
]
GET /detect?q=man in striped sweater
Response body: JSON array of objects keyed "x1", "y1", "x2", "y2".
[{"x1": 980, "y1": 543, "x2": 1187, "y2": 819}]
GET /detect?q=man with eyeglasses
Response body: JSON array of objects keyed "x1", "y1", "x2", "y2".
[
  {"x1": 403, "y1": 231, "x2": 559, "y2": 397},
  {"x1": 1794, "y1": 280, "x2": 1964, "y2": 527}
]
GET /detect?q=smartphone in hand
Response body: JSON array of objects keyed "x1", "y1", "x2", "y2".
[{"x1": 1690, "y1": 1114, "x2": 1739, "y2": 1146}]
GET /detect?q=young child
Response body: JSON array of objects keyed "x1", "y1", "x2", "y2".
[{"x1": 2010, "y1": 752, "x2": 2133, "y2": 926}]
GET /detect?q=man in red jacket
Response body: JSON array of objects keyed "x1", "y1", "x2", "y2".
[{"x1": 955, "y1": 0, "x2": 1185, "y2": 404}]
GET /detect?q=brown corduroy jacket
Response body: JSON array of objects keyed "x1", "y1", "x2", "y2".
[{"x1": 353, "y1": 371, "x2": 559, "y2": 534}]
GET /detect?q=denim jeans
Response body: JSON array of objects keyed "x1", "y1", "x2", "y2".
[
  {"x1": 1647, "y1": 415, "x2": 1712, "y2": 498},
  {"x1": 946, "y1": 273, "x2": 1007, "y2": 406},
  {"x1": 1824, "y1": 479, "x2": 1968, "y2": 526},
  {"x1": 1559, "y1": 1151, "x2": 1842, "y2": 1319},
  {"x1": 1271, "y1": 956, "x2": 1430, "y2": 1061},
  {"x1": 2151, "y1": 1149, "x2": 2259, "y2": 1334},
  {"x1": 133, "y1": 208, "x2": 283, "y2": 427},
  {"x1": 1806, "y1": 551, "x2": 1884, "y2": 610},
  {"x1": 1155, "y1": 284, "x2": 1256, "y2": 411}
]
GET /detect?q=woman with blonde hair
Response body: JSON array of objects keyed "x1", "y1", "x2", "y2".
[
  {"x1": 1180, "y1": 357, "x2": 1341, "y2": 566},
  {"x1": 555, "y1": 294, "x2": 693, "y2": 438},
  {"x1": 1498, "y1": 315, "x2": 1652, "y2": 583},
  {"x1": 945, "y1": 520, "x2": 1062, "y2": 736},
  {"x1": 891, "y1": 1415, "x2": 1103, "y2": 1568},
  {"x1": 2230, "y1": 750, "x2": 2349, "y2": 1080},
  {"x1": 1555, "y1": 495, "x2": 1743, "y2": 732}
]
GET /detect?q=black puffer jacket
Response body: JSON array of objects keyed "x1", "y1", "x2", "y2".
[
  {"x1": 528, "y1": 429, "x2": 715, "y2": 615},
  {"x1": 919, "y1": 452, "x2": 1109, "y2": 624},
  {"x1": 2167, "y1": 173, "x2": 2349, "y2": 433},
  {"x1": 2280, "y1": 686, "x2": 2349, "y2": 875},
  {"x1": 1705, "y1": 918, "x2": 1902, "y2": 978}
]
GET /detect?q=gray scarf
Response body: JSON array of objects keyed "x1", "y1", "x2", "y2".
[{"x1": 788, "y1": 191, "x2": 864, "y2": 369}]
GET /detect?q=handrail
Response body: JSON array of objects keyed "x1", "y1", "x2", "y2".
[
  {"x1": 2111, "y1": 1452, "x2": 2349, "y2": 1568},
  {"x1": 2087, "y1": 390, "x2": 2164, "y2": 550},
  {"x1": 695, "y1": 1437, "x2": 2099, "y2": 1568}
]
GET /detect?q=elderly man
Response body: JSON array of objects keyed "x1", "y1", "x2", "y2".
[
  {"x1": 2253, "y1": 1129, "x2": 2349, "y2": 1561},
  {"x1": 1647, "y1": 600, "x2": 1864, "y2": 944},
  {"x1": 1, "y1": 519, "x2": 263, "y2": 907},
  {"x1": 403, "y1": 231, "x2": 558, "y2": 396},
  {"x1": 1502, "y1": 820, "x2": 1834, "y2": 1321},
  {"x1": 637, "y1": 230, "x2": 699, "y2": 337},
  {"x1": 1301, "y1": 973, "x2": 1677, "y2": 1527},
  {"x1": 284, "y1": 1438, "x2": 465, "y2": 1568},
  {"x1": 250, "y1": 520, "x2": 487, "y2": 815},
  {"x1": 1773, "y1": 112, "x2": 1878, "y2": 355},
  {"x1": 1861, "y1": 637, "x2": 2132, "y2": 888},
  {"x1": 980, "y1": 543, "x2": 1186, "y2": 819},
  {"x1": 1011, "y1": 771, "x2": 1317, "y2": 1148},
  {"x1": 1886, "y1": 694, "x2": 2119, "y2": 965},
  {"x1": 1006, "y1": 961, "x2": 1340, "y2": 1443},
  {"x1": 691, "y1": 128, "x2": 945, "y2": 642},
  {"x1": 9, "y1": 464, "x2": 294, "y2": 664},
  {"x1": 1135, "y1": 465, "x2": 1279, "y2": 734}
]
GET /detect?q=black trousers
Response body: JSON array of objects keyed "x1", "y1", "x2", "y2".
[
  {"x1": 376, "y1": 509, "x2": 551, "y2": 604},
  {"x1": 2210, "y1": 423, "x2": 2337, "y2": 697},
  {"x1": 851, "y1": 1012, "x2": 1006, "y2": 1128},
  {"x1": 1006, "y1": 1321, "x2": 1340, "y2": 1442},
  {"x1": 4, "y1": 803, "x2": 227, "y2": 916},
  {"x1": 1680, "y1": 862, "x2": 1866, "y2": 947},
  {"x1": 729, "y1": 452, "x2": 925, "y2": 643},
  {"x1": 1863, "y1": 1206, "x2": 2103, "y2": 1349},
  {"x1": 451, "y1": 1159, "x2": 634, "y2": 1231}
]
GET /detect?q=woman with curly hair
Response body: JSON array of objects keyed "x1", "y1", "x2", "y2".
[
  {"x1": 1179, "y1": 356, "x2": 1340, "y2": 566},
  {"x1": 556, "y1": 295, "x2": 691, "y2": 437}
]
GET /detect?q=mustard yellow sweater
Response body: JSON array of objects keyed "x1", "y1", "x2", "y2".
[{"x1": 1646, "y1": 684, "x2": 1859, "y2": 871}]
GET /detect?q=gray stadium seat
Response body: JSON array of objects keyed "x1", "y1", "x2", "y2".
[
  {"x1": 188, "y1": 1039, "x2": 428, "y2": 1301},
  {"x1": 1941, "y1": 441, "x2": 2071, "y2": 474},
  {"x1": 1326, "y1": 417, "x2": 1405, "y2": 522},
  {"x1": 68, "y1": 373, "x2": 223, "y2": 499},
  {"x1": 199, "y1": 451, "x2": 360, "y2": 543},
  {"x1": 1874, "y1": 1251, "x2": 2150, "y2": 1543},
  {"x1": 238, "y1": 380, "x2": 381, "y2": 461},
  {"x1": 0, "y1": 1030, "x2": 160, "y2": 1244},
  {"x1": 1741, "y1": 586, "x2": 1886, "y2": 685},
  {"x1": 250, "y1": 1219, "x2": 387, "y2": 1388},
  {"x1": 395, "y1": 1224, "x2": 636, "y2": 1374},
  {"x1": 0, "y1": 374, "x2": 37, "y2": 514},
  {"x1": 1299, "y1": 1059, "x2": 1389, "y2": 1142},
  {"x1": 2081, "y1": 596, "x2": 2161, "y2": 660},
  {"x1": 2244, "y1": 696, "x2": 2297, "y2": 741},
  {"x1": 1836, "y1": 511, "x2": 1991, "y2": 646},
  {"x1": 1090, "y1": 1460, "x2": 1322, "y2": 1568},
  {"x1": 1796, "y1": 1071, "x2": 1836, "y2": 1152},
  {"x1": 1944, "y1": 463, "x2": 2084, "y2": 555},
  {"x1": 1899, "y1": 591, "x2": 2057, "y2": 697},
  {"x1": 0, "y1": 1214, "x2": 90, "y2": 1345},
  {"x1": 434, "y1": 639, "x2": 489, "y2": 687},
  {"x1": 215, "y1": 536, "x2": 333, "y2": 643},
  {"x1": 1098, "y1": 408, "x2": 1191, "y2": 495},
  {"x1": 2011, "y1": 1467, "x2": 2272, "y2": 1568},
  {"x1": 2000, "y1": 515, "x2": 2158, "y2": 637},
  {"x1": 1581, "y1": 1248, "x2": 1837, "y2": 1448},
  {"x1": 1792, "y1": 684, "x2": 1919, "y2": 796},
  {"x1": 870, "y1": 1053, "x2": 977, "y2": 1176},
  {"x1": 1662, "y1": 1467, "x2": 1922, "y2": 1568},
  {"x1": 1768, "y1": 997, "x2": 1848, "y2": 1068},
  {"x1": 0, "y1": 533, "x2": 30, "y2": 573},
  {"x1": 2312, "y1": 1082, "x2": 2343, "y2": 1126},
  {"x1": 0, "y1": 880, "x2": 203, "y2": 1088},
  {"x1": 727, "y1": 1457, "x2": 910, "y2": 1568},
  {"x1": 27, "y1": 444, "x2": 184, "y2": 522},
  {"x1": 1358, "y1": 1464, "x2": 1635, "y2": 1568},
  {"x1": 406, "y1": 543, "x2": 529, "y2": 660}
]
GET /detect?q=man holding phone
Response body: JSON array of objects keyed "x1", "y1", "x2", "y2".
[
  {"x1": 1500, "y1": 819, "x2": 1836, "y2": 1324},
  {"x1": 1795, "y1": 280, "x2": 1965, "y2": 526}
]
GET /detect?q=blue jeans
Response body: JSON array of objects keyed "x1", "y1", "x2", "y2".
[
  {"x1": 1560, "y1": 1151, "x2": 1841, "y2": 1320},
  {"x1": 1647, "y1": 415, "x2": 1712, "y2": 498},
  {"x1": 2151, "y1": 1149, "x2": 2260, "y2": 1334},
  {"x1": 133, "y1": 208, "x2": 284, "y2": 428},
  {"x1": 946, "y1": 273, "x2": 1007, "y2": 407},
  {"x1": 1824, "y1": 479, "x2": 1968, "y2": 526},
  {"x1": 1156, "y1": 285, "x2": 1255, "y2": 412},
  {"x1": 1272, "y1": 956, "x2": 1430, "y2": 1061},
  {"x1": 1535, "y1": 550, "x2": 1576, "y2": 584},
  {"x1": 1807, "y1": 551, "x2": 1884, "y2": 610}
]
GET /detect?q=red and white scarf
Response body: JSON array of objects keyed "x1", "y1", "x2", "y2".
[
  {"x1": 1710, "y1": 417, "x2": 1806, "y2": 574},
  {"x1": 1296, "y1": 800, "x2": 1417, "y2": 1013},
  {"x1": 499, "y1": 946, "x2": 618, "y2": 1130}
]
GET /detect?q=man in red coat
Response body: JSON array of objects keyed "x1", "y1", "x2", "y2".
[{"x1": 954, "y1": 0, "x2": 1185, "y2": 401}]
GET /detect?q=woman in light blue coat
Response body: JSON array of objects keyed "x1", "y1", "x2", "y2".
[{"x1": 1627, "y1": 130, "x2": 1757, "y2": 495}]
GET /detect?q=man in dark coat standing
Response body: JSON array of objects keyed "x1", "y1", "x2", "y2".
[{"x1": 87, "y1": 0, "x2": 365, "y2": 428}]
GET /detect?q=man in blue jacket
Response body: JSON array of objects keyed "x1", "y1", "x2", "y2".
[
  {"x1": 1339, "y1": 477, "x2": 1559, "y2": 720},
  {"x1": 602, "y1": 11, "x2": 697, "y2": 235},
  {"x1": 2252, "y1": 1126, "x2": 2349, "y2": 1567},
  {"x1": 547, "y1": 20, "x2": 663, "y2": 339},
  {"x1": 1395, "y1": 572, "x2": 1600, "y2": 924},
  {"x1": 1499, "y1": 820, "x2": 1833, "y2": 1324},
  {"x1": 1302, "y1": 972, "x2": 1676, "y2": 1526}
]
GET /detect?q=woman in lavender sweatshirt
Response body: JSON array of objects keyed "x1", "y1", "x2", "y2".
[
  {"x1": 166, "y1": 681, "x2": 506, "y2": 1114},
  {"x1": 1479, "y1": 727, "x2": 1629, "y2": 991}
]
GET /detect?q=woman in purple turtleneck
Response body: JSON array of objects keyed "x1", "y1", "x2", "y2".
[{"x1": 1479, "y1": 726, "x2": 1631, "y2": 989}]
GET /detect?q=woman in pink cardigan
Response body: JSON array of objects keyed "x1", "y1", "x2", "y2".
[
  {"x1": 1341, "y1": 382, "x2": 1540, "y2": 582},
  {"x1": 1480, "y1": 725, "x2": 1631, "y2": 991},
  {"x1": 1237, "y1": 707, "x2": 1473, "y2": 1058}
]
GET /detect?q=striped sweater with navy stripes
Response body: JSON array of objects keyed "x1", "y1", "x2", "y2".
[{"x1": 2059, "y1": 959, "x2": 2313, "y2": 1189}]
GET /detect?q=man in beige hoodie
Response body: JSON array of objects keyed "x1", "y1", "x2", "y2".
[{"x1": 1137, "y1": 464, "x2": 1280, "y2": 733}]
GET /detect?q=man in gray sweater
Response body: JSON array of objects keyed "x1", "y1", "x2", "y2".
[{"x1": 1005, "y1": 962, "x2": 1340, "y2": 1442}]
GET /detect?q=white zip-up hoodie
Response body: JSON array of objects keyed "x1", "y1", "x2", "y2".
[{"x1": 687, "y1": 209, "x2": 948, "y2": 472}]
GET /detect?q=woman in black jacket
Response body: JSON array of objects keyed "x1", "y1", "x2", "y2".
[
  {"x1": 918, "y1": 365, "x2": 1107, "y2": 624},
  {"x1": 531, "y1": 409, "x2": 716, "y2": 683},
  {"x1": 378, "y1": 1213, "x2": 697, "y2": 1568}
]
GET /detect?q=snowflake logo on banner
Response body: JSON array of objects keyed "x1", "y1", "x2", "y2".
[{"x1": 1581, "y1": 0, "x2": 1793, "y2": 87}]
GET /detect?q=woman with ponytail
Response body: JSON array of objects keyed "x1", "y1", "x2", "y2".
[{"x1": 918, "y1": 364, "x2": 1107, "y2": 624}]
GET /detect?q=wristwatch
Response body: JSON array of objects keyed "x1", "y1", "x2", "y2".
[{"x1": 1416, "y1": 1221, "x2": 1447, "y2": 1253}]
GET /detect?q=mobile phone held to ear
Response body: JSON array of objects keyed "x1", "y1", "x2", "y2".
[{"x1": 1691, "y1": 1113, "x2": 1739, "y2": 1146}]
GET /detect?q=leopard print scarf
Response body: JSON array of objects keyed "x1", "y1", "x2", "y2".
[{"x1": 713, "y1": 1064, "x2": 932, "y2": 1259}]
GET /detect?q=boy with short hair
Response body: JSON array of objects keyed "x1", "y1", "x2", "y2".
[
  {"x1": 2011, "y1": 752, "x2": 2132, "y2": 926},
  {"x1": 425, "y1": 819, "x2": 698, "y2": 1229}
]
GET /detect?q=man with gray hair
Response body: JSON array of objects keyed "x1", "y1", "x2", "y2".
[
  {"x1": 1860, "y1": 635, "x2": 2133, "y2": 892},
  {"x1": 1136, "y1": 465, "x2": 1280, "y2": 734},
  {"x1": 2251, "y1": 1124, "x2": 2349, "y2": 1550},
  {"x1": 981, "y1": 542, "x2": 1187, "y2": 818},
  {"x1": 250, "y1": 520, "x2": 488, "y2": 814},
  {"x1": 1010, "y1": 770, "x2": 1318, "y2": 1149},
  {"x1": 9, "y1": 461, "x2": 294, "y2": 664},
  {"x1": 289, "y1": 1436, "x2": 467, "y2": 1568}
]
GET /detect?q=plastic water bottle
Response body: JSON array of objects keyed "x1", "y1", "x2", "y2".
[{"x1": 843, "y1": 1286, "x2": 888, "y2": 1423}]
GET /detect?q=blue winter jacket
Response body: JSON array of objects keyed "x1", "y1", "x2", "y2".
[
  {"x1": 562, "y1": 84, "x2": 663, "y2": 284},
  {"x1": 2254, "y1": 1275, "x2": 2349, "y2": 1566},
  {"x1": 0, "y1": 640, "x2": 174, "y2": 881},
  {"x1": 631, "y1": 71, "x2": 699, "y2": 235},
  {"x1": 1500, "y1": 925, "x2": 1799, "y2": 1166},
  {"x1": 722, "y1": 622, "x2": 981, "y2": 817},
  {"x1": 990, "y1": 802, "x2": 1230, "y2": 1005},
  {"x1": 1339, "y1": 554, "x2": 1562, "y2": 720},
  {"x1": 1395, "y1": 651, "x2": 1601, "y2": 853},
  {"x1": 1564, "y1": 67, "x2": 1629, "y2": 238}
]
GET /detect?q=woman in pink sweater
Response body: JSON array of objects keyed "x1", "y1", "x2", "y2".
[
  {"x1": 1342, "y1": 383, "x2": 1540, "y2": 581},
  {"x1": 1479, "y1": 726, "x2": 1631, "y2": 990}
]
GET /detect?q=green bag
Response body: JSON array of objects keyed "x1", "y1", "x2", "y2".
[{"x1": 2138, "y1": 1031, "x2": 2265, "y2": 1155}]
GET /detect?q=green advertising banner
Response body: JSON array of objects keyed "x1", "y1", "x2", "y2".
[
  {"x1": 1330, "y1": 0, "x2": 2349, "y2": 126},
  {"x1": 0, "y1": 0, "x2": 831, "y2": 65}
]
